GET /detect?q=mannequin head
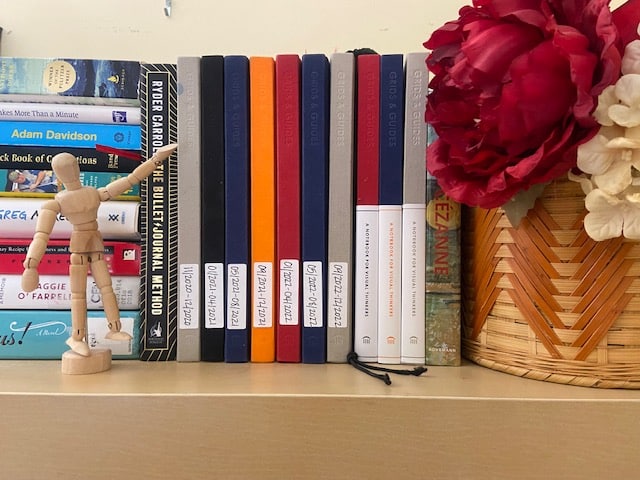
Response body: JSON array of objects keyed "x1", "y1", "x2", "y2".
[{"x1": 51, "y1": 153, "x2": 81, "y2": 188}]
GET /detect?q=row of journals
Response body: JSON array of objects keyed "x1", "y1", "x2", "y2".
[
  {"x1": 137, "y1": 51, "x2": 461, "y2": 365},
  {"x1": 0, "y1": 56, "x2": 145, "y2": 360}
]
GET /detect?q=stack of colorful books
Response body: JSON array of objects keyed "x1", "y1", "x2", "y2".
[
  {"x1": 138, "y1": 52, "x2": 462, "y2": 366},
  {"x1": 0, "y1": 57, "x2": 144, "y2": 359}
]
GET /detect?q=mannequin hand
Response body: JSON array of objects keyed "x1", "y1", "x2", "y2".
[
  {"x1": 151, "y1": 143, "x2": 178, "y2": 166},
  {"x1": 22, "y1": 267, "x2": 40, "y2": 292}
]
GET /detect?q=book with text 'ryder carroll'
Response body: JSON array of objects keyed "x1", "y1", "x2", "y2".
[{"x1": 138, "y1": 63, "x2": 178, "y2": 361}]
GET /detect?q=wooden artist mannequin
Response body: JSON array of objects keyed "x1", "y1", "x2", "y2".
[{"x1": 21, "y1": 143, "x2": 178, "y2": 374}]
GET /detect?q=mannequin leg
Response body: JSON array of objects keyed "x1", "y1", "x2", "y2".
[
  {"x1": 90, "y1": 253, "x2": 132, "y2": 341},
  {"x1": 68, "y1": 253, "x2": 90, "y2": 356}
]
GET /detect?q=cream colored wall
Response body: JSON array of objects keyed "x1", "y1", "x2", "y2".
[
  {"x1": 0, "y1": 0, "x2": 629, "y2": 61},
  {"x1": 0, "y1": 0, "x2": 460, "y2": 61}
]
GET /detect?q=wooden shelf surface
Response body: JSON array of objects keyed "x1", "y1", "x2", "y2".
[
  {"x1": 1, "y1": 358, "x2": 640, "y2": 398},
  {"x1": 1, "y1": 360, "x2": 640, "y2": 479}
]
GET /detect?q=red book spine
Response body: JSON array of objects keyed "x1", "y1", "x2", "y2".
[
  {"x1": 353, "y1": 54, "x2": 381, "y2": 362},
  {"x1": 356, "y1": 54, "x2": 380, "y2": 206},
  {"x1": 275, "y1": 54, "x2": 302, "y2": 362},
  {"x1": 0, "y1": 239, "x2": 141, "y2": 275}
]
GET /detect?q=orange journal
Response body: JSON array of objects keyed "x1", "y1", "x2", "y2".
[{"x1": 250, "y1": 56, "x2": 277, "y2": 362}]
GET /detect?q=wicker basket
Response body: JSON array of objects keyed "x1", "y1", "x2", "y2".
[{"x1": 463, "y1": 177, "x2": 640, "y2": 388}]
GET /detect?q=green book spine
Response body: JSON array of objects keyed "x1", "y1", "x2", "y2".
[{"x1": 425, "y1": 124, "x2": 462, "y2": 366}]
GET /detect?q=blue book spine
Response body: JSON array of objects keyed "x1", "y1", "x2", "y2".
[
  {"x1": 0, "y1": 120, "x2": 141, "y2": 149},
  {"x1": 377, "y1": 54, "x2": 405, "y2": 363},
  {"x1": 379, "y1": 54, "x2": 405, "y2": 206},
  {"x1": 301, "y1": 54, "x2": 330, "y2": 363},
  {"x1": 223, "y1": 55, "x2": 251, "y2": 363},
  {"x1": 0, "y1": 310, "x2": 141, "y2": 359}
]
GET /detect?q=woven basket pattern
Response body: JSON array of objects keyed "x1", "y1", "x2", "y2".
[{"x1": 463, "y1": 178, "x2": 640, "y2": 388}]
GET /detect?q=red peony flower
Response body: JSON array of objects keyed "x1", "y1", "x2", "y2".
[{"x1": 425, "y1": 0, "x2": 640, "y2": 209}]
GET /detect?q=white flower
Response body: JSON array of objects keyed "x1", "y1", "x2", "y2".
[
  {"x1": 577, "y1": 126, "x2": 626, "y2": 175},
  {"x1": 571, "y1": 22, "x2": 640, "y2": 241},
  {"x1": 608, "y1": 74, "x2": 640, "y2": 127},
  {"x1": 622, "y1": 38, "x2": 640, "y2": 75},
  {"x1": 583, "y1": 188, "x2": 640, "y2": 240},
  {"x1": 593, "y1": 86, "x2": 618, "y2": 126},
  {"x1": 593, "y1": 133, "x2": 640, "y2": 195}
]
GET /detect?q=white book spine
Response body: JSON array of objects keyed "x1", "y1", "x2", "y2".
[
  {"x1": 401, "y1": 204, "x2": 426, "y2": 363},
  {"x1": 0, "y1": 274, "x2": 140, "y2": 309},
  {"x1": 0, "y1": 102, "x2": 141, "y2": 124},
  {"x1": 377, "y1": 205, "x2": 402, "y2": 364},
  {"x1": 0, "y1": 197, "x2": 139, "y2": 240},
  {"x1": 353, "y1": 205, "x2": 379, "y2": 362}
]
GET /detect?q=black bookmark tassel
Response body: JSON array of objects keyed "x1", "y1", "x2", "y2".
[{"x1": 347, "y1": 352, "x2": 428, "y2": 385}]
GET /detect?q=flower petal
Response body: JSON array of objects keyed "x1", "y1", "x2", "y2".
[
  {"x1": 622, "y1": 205, "x2": 640, "y2": 239},
  {"x1": 622, "y1": 40, "x2": 640, "y2": 75},
  {"x1": 609, "y1": 105, "x2": 640, "y2": 128},
  {"x1": 577, "y1": 134, "x2": 619, "y2": 174},
  {"x1": 583, "y1": 190, "x2": 624, "y2": 240},
  {"x1": 609, "y1": 73, "x2": 640, "y2": 127},
  {"x1": 584, "y1": 210, "x2": 624, "y2": 240},
  {"x1": 614, "y1": 74, "x2": 640, "y2": 105},
  {"x1": 585, "y1": 187, "x2": 621, "y2": 210},
  {"x1": 592, "y1": 158, "x2": 633, "y2": 195},
  {"x1": 594, "y1": 85, "x2": 617, "y2": 126},
  {"x1": 499, "y1": 41, "x2": 574, "y2": 145},
  {"x1": 606, "y1": 136, "x2": 640, "y2": 149}
]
